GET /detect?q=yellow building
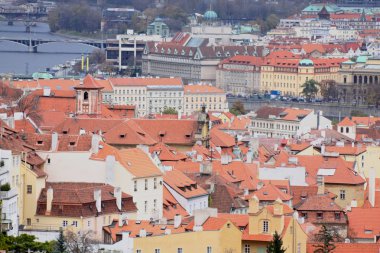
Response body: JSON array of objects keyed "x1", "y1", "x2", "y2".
[
  {"x1": 184, "y1": 84, "x2": 228, "y2": 116},
  {"x1": 260, "y1": 58, "x2": 345, "y2": 96},
  {"x1": 243, "y1": 196, "x2": 308, "y2": 253},
  {"x1": 101, "y1": 209, "x2": 242, "y2": 253}
]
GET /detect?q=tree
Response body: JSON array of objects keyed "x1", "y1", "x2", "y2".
[
  {"x1": 301, "y1": 79, "x2": 320, "y2": 102},
  {"x1": 267, "y1": 231, "x2": 286, "y2": 253},
  {"x1": 230, "y1": 101, "x2": 246, "y2": 116},
  {"x1": 54, "y1": 228, "x2": 67, "y2": 253},
  {"x1": 65, "y1": 230, "x2": 98, "y2": 253},
  {"x1": 162, "y1": 107, "x2": 178, "y2": 115},
  {"x1": 320, "y1": 80, "x2": 338, "y2": 101},
  {"x1": 313, "y1": 225, "x2": 336, "y2": 253},
  {"x1": 2, "y1": 234, "x2": 54, "y2": 252},
  {"x1": 365, "y1": 83, "x2": 380, "y2": 108}
]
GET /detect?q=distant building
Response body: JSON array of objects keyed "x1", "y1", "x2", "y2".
[
  {"x1": 183, "y1": 84, "x2": 228, "y2": 115},
  {"x1": 106, "y1": 34, "x2": 164, "y2": 73},
  {"x1": 142, "y1": 34, "x2": 264, "y2": 84},
  {"x1": 249, "y1": 106, "x2": 332, "y2": 138},
  {"x1": 147, "y1": 18, "x2": 170, "y2": 38}
]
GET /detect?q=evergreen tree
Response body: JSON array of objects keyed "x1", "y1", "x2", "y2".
[
  {"x1": 313, "y1": 225, "x2": 336, "y2": 253},
  {"x1": 267, "y1": 231, "x2": 286, "y2": 253},
  {"x1": 54, "y1": 229, "x2": 67, "y2": 253},
  {"x1": 301, "y1": 79, "x2": 320, "y2": 102},
  {"x1": 230, "y1": 101, "x2": 246, "y2": 116}
]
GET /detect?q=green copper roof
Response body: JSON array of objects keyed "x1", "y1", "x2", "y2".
[
  {"x1": 303, "y1": 4, "x2": 340, "y2": 13},
  {"x1": 356, "y1": 56, "x2": 368, "y2": 63},
  {"x1": 299, "y1": 59, "x2": 314, "y2": 66},
  {"x1": 204, "y1": 10, "x2": 218, "y2": 20},
  {"x1": 32, "y1": 72, "x2": 53, "y2": 80}
]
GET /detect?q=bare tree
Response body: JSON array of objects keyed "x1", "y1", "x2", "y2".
[
  {"x1": 65, "y1": 230, "x2": 99, "y2": 253},
  {"x1": 16, "y1": 94, "x2": 42, "y2": 124}
]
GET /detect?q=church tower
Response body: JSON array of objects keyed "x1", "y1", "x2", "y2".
[{"x1": 74, "y1": 75, "x2": 103, "y2": 115}]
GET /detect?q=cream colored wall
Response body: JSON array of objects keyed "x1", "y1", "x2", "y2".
[
  {"x1": 296, "y1": 146, "x2": 314, "y2": 156},
  {"x1": 20, "y1": 162, "x2": 46, "y2": 227},
  {"x1": 249, "y1": 207, "x2": 284, "y2": 235},
  {"x1": 326, "y1": 183, "x2": 365, "y2": 208},
  {"x1": 282, "y1": 218, "x2": 307, "y2": 253},
  {"x1": 134, "y1": 222, "x2": 242, "y2": 253},
  {"x1": 184, "y1": 92, "x2": 227, "y2": 115},
  {"x1": 361, "y1": 146, "x2": 380, "y2": 178}
]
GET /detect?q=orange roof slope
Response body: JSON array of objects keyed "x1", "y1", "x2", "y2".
[
  {"x1": 251, "y1": 183, "x2": 292, "y2": 201},
  {"x1": 163, "y1": 185, "x2": 189, "y2": 220},
  {"x1": 337, "y1": 117, "x2": 356, "y2": 127},
  {"x1": 164, "y1": 169, "x2": 208, "y2": 199},
  {"x1": 347, "y1": 207, "x2": 380, "y2": 239},
  {"x1": 118, "y1": 148, "x2": 163, "y2": 178}
]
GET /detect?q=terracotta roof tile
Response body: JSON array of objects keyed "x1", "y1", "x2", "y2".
[
  {"x1": 164, "y1": 169, "x2": 208, "y2": 199},
  {"x1": 163, "y1": 185, "x2": 189, "y2": 220},
  {"x1": 338, "y1": 117, "x2": 356, "y2": 127},
  {"x1": 296, "y1": 194, "x2": 342, "y2": 211},
  {"x1": 347, "y1": 207, "x2": 380, "y2": 239},
  {"x1": 184, "y1": 84, "x2": 224, "y2": 94}
]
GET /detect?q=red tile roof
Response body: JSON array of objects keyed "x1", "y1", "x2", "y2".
[
  {"x1": 338, "y1": 117, "x2": 356, "y2": 127},
  {"x1": 163, "y1": 185, "x2": 189, "y2": 220},
  {"x1": 74, "y1": 75, "x2": 103, "y2": 90},
  {"x1": 250, "y1": 183, "x2": 293, "y2": 202},
  {"x1": 325, "y1": 145, "x2": 366, "y2": 156},
  {"x1": 307, "y1": 243, "x2": 380, "y2": 253},
  {"x1": 36, "y1": 182, "x2": 136, "y2": 217},
  {"x1": 150, "y1": 142, "x2": 187, "y2": 161},
  {"x1": 184, "y1": 84, "x2": 225, "y2": 94},
  {"x1": 347, "y1": 207, "x2": 380, "y2": 239},
  {"x1": 296, "y1": 194, "x2": 342, "y2": 211},
  {"x1": 164, "y1": 169, "x2": 208, "y2": 199}
]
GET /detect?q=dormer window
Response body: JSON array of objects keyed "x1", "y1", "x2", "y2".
[
  {"x1": 120, "y1": 134, "x2": 126, "y2": 138},
  {"x1": 181, "y1": 49, "x2": 185, "y2": 55},
  {"x1": 263, "y1": 220, "x2": 269, "y2": 233},
  {"x1": 37, "y1": 140, "x2": 43, "y2": 145},
  {"x1": 69, "y1": 141, "x2": 75, "y2": 146},
  {"x1": 83, "y1": 91, "x2": 89, "y2": 101}
]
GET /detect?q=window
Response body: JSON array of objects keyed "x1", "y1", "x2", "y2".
[
  {"x1": 88, "y1": 220, "x2": 91, "y2": 227},
  {"x1": 27, "y1": 218, "x2": 31, "y2": 226},
  {"x1": 302, "y1": 212, "x2": 308, "y2": 219},
  {"x1": 145, "y1": 179, "x2": 148, "y2": 190},
  {"x1": 244, "y1": 244, "x2": 250, "y2": 253},
  {"x1": 207, "y1": 246, "x2": 212, "y2": 253},
  {"x1": 335, "y1": 212, "x2": 341, "y2": 220},
  {"x1": 317, "y1": 212, "x2": 323, "y2": 219},
  {"x1": 134, "y1": 180, "x2": 137, "y2": 192},
  {"x1": 263, "y1": 220, "x2": 269, "y2": 233},
  {"x1": 83, "y1": 92, "x2": 89, "y2": 101},
  {"x1": 154, "y1": 199, "x2": 157, "y2": 210},
  {"x1": 136, "y1": 250, "x2": 141, "y2": 253},
  {"x1": 155, "y1": 249, "x2": 160, "y2": 253},
  {"x1": 340, "y1": 190, "x2": 346, "y2": 200},
  {"x1": 177, "y1": 248, "x2": 183, "y2": 253},
  {"x1": 63, "y1": 220, "x2": 68, "y2": 227},
  {"x1": 72, "y1": 221, "x2": 78, "y2": 227},
  {"x1": 27, "y1": 185, "x2": 32, "y2": 194},
  {"x1": 154, "y1": 178, "x2": 157, "y2": 189},
  {"x1": 144, "y1": 201, "x2": 147, "y2": 213}
]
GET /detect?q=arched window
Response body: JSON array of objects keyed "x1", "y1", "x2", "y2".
[
  {"x1": 364, "y1": 76, "x2": 368, "y2": 84},
  {"x1": 346, "y1": 127, "x2": 349, "y2": 133},
  {"x1": 83, "y1": 91, "x2": 88, "y2": 101},
  {"x1": 354, "y1": 75, "x2": 357, "y2": 84}
]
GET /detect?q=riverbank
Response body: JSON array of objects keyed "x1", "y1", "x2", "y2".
[{"x1": 52, "y1": 29, "x2": 116, "y2": 41}]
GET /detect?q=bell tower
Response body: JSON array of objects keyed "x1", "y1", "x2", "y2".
[{"x1": 74, "y1": 75, "x2": 103, "y2": 115}]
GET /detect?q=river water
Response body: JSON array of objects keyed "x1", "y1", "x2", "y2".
[{"x1": 0, "y1": 21, "x2": 97, "y2": 75}]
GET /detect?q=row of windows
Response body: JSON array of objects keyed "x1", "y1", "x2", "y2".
[
  {"x1": 115, "y1": 89, "x2": 145, "y2": 95},
  {"x1": 186, "y1": 97, "x2": 224, "y2": 103},
  {"x1": 252, "y1": 121, "x2": 299, "y2": 131},
  {"x1": 134, "y1": 178, "x2": 159, "y2": 192},
  {"x1": 136, "y1": 246, "x2": 212, "y2": 253}
]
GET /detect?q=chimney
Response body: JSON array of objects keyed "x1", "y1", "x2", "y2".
[
  {"x1": 369, "y1": 167, "x2": 376, "y2": 207},
  {"x1": 351, "y1": 142, "x2": 355, "y2": 148},
  {"x1": 51, "y1": 132, "x2": 58, "y2": 151},
  {"x1": 114, "y1": 187, "x2": 122, "y2": 210},
  {"x1": 91, "y1": 134, "x2": 100, "y2": 154},
  {"x1": 249, "y1": 195, "x2": 260, "y2": 213},
  {"x1": 43, "y1": 87, "x2": 51, "y2": 97},
  {"x1": 317, "y1": 175, "x2": 325, "y2": 195},
  {"x1": 118, "y1": 213, "x2": 128, "y2": 227},
  {"x1": 321, "y1": 130, "x2": 326, "y2": 138},
  {"x1": 177, "y1": 109, "x2": 181, "y2": 120},
  {"x1": 105, "y1": 155, "x2": 116, "y2": 185},
  {"x1": 274, "y1": 144, "x2": 279, "y2": 151},
  {"x1": 321, "y1": 144, "x2": 325, "y2": 155},
  {"x1": 94, "y1": 189, "x2": 101, "y2": 213},
  {"x1": 46, "y1": 187, "x2": 53, "y2": 214},
  {"x1": 174, "y1": 214, "x2": 182, "y2": 228},
  {"x1": 244, "y1": 188, "x2": 249, "y2": 196},
  {"x1": 351, "y1": 199, "x2": 357, "y2": 208},
  {"x1": 139, "y1": 229, "x2": 147, "y2": 237},
  {"x1": 273, "y1": 198, "x2": 283, "y2": 216}
]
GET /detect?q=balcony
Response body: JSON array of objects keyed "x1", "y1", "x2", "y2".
[{"x1": 0, "y1": 188, "x2": 17, "y2": 200}]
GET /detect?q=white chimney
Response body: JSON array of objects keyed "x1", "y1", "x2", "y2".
[
  {"x1": 46, "y1": 187, "x2": 53, "y2": 214},
  {"x1": 118, "y1": 213, "x2": 128, "y2": 227},
  {"x1": 174, "y1": 214, "x2": 182, "y2": 228},
  {"x1": 177, "y1": 109, "x2": 181, "y2": 120},
  {"x1": 51, "y1": 132, "x2": 58, "y2": 151},
  {"x1": 91, "y1": 134, "x2": 100, "y2": 154},
  {"x1": 43, "y1": 87, "x2": 51, "y2": 97},
  {"x1": 114, "y1": 187, "x2": 122, "y2": 210},
  {"x1": 321, "y1": 130, "x2": 326, "y2": 138},
  {"x1": 351, "y1": 199, "x2": 357, "y2": 208},
  {"x1": 351, "y1": 142, "x2": 355, "y2": 148},
  {"x1": 369, "y1": 167, "x2": 376, "y2": 207},
  {"x1": 244, "y1": 188, "x2": 249, "y2": 196},
  {"x1": 321, "y1": 145, "x2": 325, "y2": 155},
  {"x1": 94, "y1": 189, "x2": 101, "y2": 213},
  {"x1": 274, "y1": 144, "x2": 279, "y2": 151},
  {"x1": 139, "y1": 229, "x2": 147, "y2": 237},
  {"x1": 105, "y1": 155, "x2": 116, "y2": 185}
]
